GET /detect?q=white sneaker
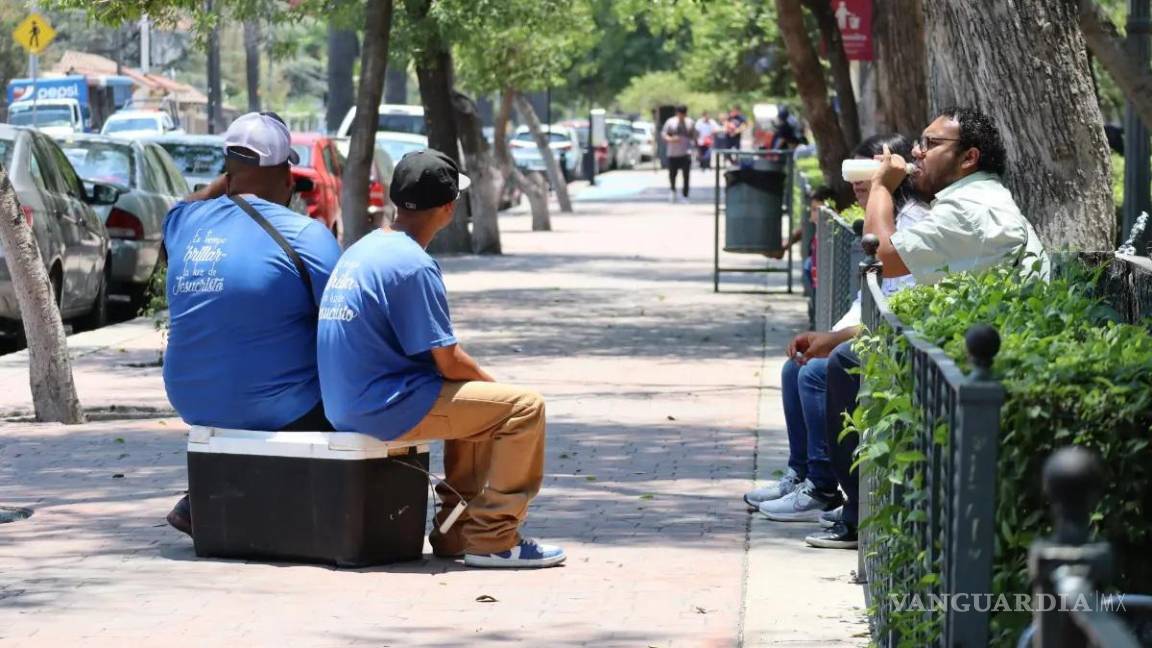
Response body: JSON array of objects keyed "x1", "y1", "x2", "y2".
[
  {"x1": 758, "y1": 480, "x2": 842, "y2": 522},
  {"x1": 464, "y1": 538, "x2": 566, "y2": 569},
  {"x1": 744, "y1": 468, "x2": 802, "y2": 509},
  {"x1": 677, "y1": 195, "x2": 690, "y2": 204}
]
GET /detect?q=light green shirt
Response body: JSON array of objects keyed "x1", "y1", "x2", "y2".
[{"x1": 889, "y1": 172, "x2": 1050, "y2": 285}]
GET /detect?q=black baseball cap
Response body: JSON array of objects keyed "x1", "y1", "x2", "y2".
[{"x1": 389, "y1": 149, "x2": 472, "y2": 211}]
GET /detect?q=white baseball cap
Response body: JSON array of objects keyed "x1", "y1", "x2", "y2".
[{"x1": 223, "y1": 112, "x2": 300, "y2": 166}]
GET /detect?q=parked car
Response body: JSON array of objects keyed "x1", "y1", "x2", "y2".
[
  {"x1": 333, "y1": 137, "x2": 395, "y2": 226},
  {"x1": 336, "y1": 104, "x2": 426, "y2": 138},
  {"x1": 632, "y1": 121, "x2": 656, "y2": 162},
  {"x1": 290, "y1": 134, "x2": 345, "y2": 235},
  {"x1": 55, "y1": 134, "x2": 188, "y2": 307},
  {"x1": 510, "y1": 125, "x2": 583, "y2": 182},
  {"x1": 559, "y1": 120, "x2": 608, "y2": 174},
  {"x1": 151, "y1": 134, "x2": 226, "y2": 191},
  {"x1": 375, "y1": 132, "x2": 429, "y2": 164},
  {"x1": 0, "y1": 125, "x2": 119, "y2": 335},
  {"x1": 100, "y1": 109, "x2": 182, "y2": 139},
  {"x1": 606, "y1": 118, "x2": 641, "y2": 169}
]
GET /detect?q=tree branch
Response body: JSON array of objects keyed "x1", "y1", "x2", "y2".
[{"x1": 1079, "y1": 0, "x2": 1152, "y2": 131}]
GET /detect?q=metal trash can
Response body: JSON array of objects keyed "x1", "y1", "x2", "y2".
[{"x1": 723, "y1": 161, "x2": 786, "y2": 253}]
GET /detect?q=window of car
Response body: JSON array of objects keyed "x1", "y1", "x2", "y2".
[
  {"x1": 57, "y1": 140, "x2": 135, "y2": 188},
  {"x1": 377, "y1": 138, "x2": 425, "y2": 163},
  {"x1": 513, "y1": 132, "x2": 570, "y2": 144},
  {"x1": 0, "y1": 138, "x2": 13, "y2": 169},
  {"x1": 158, "y1": 142, "x2": 225, "y2": 176},
  {"x1": 291, "y1": 144, "x2": 313, "y2": 167},
  {"x1": 28, "y1": 136, "x2": 59, "y2": 194},
  {"x1": 377, "y1": 113, "x2": 426, "y2": 135},
  {"x1": 153, "y1": 146, "x2": 190, "y2": 196},
  {"x1": 103, "y1": 116, "x2": 162, "y2": 134},
  {"x1": 46, "y1": 138, "x2": 87, "y2": 199},
  {"x1": 141, "y1": 145, "x2": 174, "y2": 194},
  {"x1": 320, "y1": 144, "x2": 336, "y2": 175}
]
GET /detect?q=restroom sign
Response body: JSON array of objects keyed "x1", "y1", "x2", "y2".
[{"x1": 832, "y1": 0, "x2": 872, "y2": 61}]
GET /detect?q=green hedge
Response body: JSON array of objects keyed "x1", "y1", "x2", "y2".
[{"x1": 851, "y1": 261, "x2": 1152, "y2": 646}]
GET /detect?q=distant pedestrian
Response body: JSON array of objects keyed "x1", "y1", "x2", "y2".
[
  {"x1": 695, "y1": 111, "x2": 720, "y2": 170},
  {"x1": 662, "y1": 104, "x2": 696, "y2": 203},
  {"x1": 721, "y1": 105, "x2": 749, "y2": 164},
  {"x1": 770, "y1": 106, "x2": 806, "y2": 151}
]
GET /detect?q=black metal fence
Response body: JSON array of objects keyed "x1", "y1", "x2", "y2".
[
  {"x1": 850, "y1": 233, "x2": 1151, "y2": 647},
  {"x1": 814, "y1": 207, "x2": 863, "y2": 331}
]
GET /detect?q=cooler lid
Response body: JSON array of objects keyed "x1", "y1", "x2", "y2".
[{"x1": 187, "y1": 426, "x2": 428, "y2": 460}]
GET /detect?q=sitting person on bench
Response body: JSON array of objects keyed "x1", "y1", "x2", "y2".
[
  {"x1": 161, "y1": 112, "x2": 342, "y2": 537},
  {"x1": 317, "y1": 150, "x2": 566, "y2": 569}
]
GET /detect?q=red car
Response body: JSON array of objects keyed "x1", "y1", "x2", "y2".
[{"x1": 290, "y1": 134, "x2": 344, "y2": 236}]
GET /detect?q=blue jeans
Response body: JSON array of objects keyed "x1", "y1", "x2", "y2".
[{"x1": 780, "y1": 357, "x2": 836, "y2": 492}]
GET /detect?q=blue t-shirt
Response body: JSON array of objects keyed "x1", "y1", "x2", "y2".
[
  {"x1": 317, "y1": 230, "x2": 457, "y2": 439},
  {"x1": 163, "y1": 195, "x2": 341, "y2": 430}
]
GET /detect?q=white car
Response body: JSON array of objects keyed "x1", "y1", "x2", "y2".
[
  {"x1": 510, "y1": 125, "x2": 583, "y2": 182},
  {"x1": 337, "y1": 104, "x2": 426, "y2": 138},
  {"x1": 631, "y1": 121, "x2": 656, "y2": 162},
  {"x1": 101, "y1": 110, "x2": 182, "y2": 139}
]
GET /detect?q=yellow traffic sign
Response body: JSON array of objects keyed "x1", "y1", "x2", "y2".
[{"x1": 13, "y1": 14, "x2": 56, "y2": 55}]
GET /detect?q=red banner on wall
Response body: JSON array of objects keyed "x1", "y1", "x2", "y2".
[{"x1": 832, "y1": 0, "x2": 873, "y2": 61}]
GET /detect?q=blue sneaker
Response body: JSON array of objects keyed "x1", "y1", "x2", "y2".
[{"x1": 464, "y1": 538, "x2": 567, "y2": 568}]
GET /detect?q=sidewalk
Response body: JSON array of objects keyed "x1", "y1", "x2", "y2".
[{"x1": 0, "y1": 169, "x2": 865, "y2": 646}]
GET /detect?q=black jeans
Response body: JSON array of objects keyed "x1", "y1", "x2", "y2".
[
  {"x1": 825, "y1": 341, "x2": 862, "y2": 525},
  {"x1": 279, "y1": 400, "x2": 336, "y2": 431},
  {"x1": 668, "y1": 155, "x2": 691, "y2": 196}
]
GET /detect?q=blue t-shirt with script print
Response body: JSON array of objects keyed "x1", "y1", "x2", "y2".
[
  {"x1": 163, "y1": 195, "x2": 341, "y2": 430},
  {"x1": 318, "y1": 230, "x2": 456, "y2": 439}
]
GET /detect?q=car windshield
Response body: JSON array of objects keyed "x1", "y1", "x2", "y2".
[
  {"x1": 291, "y1": 144, "x2": 313, "y2": 167},
  {"x1": 378, "y1": 113, "x2": 426, "y2": 135},
  {"x1": 513, "y1": 132, "x2": 570, "y2": 145},
  {"x1": 632, "y1": 126, "x2": 647, "y2": 135},
  {"x1": 158, "y1": 142, "x2": 225, "y2": 176},
  {"x1": 104, "y1": 117, "x2": 160, "y2": 133},
  {"x1": 0, "y1": 138, "x2": 12, "y2": 167},
  {"x1": 377, "y1": 138, "x2": 425, "y2": 163},
  {"x1": 8, "y1": 106, "x2": 73, "y2": 128},
  {"x1": 58, "y1": 141, "x2": 135, "y2": 187},
  {"x1": 575, "y1": 127, "x2": 590, "y2": 146}
]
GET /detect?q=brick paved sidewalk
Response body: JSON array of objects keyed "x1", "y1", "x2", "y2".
[{"x1": 0, "y1": 169, "x2": 865, "y2": 646}]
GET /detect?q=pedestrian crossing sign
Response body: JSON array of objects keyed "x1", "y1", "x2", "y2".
[{"x1": 13, "y1": 13, "x2": 56, "y2": 55}]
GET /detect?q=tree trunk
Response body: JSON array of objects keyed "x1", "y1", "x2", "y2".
[
  {"x1": 404, "y1": 0, "x2": 471, "y2": 254},
  {"x1": 497, "y1": 89, "x2": 551, "y2": 228},
  {"x1": 801, "y1": 0, "x2": 861, "y2": 148},
  {"x1": 454, "y1": 91, "x2": 501, "y2": 255},
  {"x1": 339, "y1": 0, "x2": 392, "y2": 247},
  {"x1": 775, "y1": 0, "x2": 854, "y2": 208},
  {"x1": 513, "y1": 92, "x2": 571, "y2": 219},
  {"x1": 326, "y1": 25, "x2": 359, "y2": 134},
  {"x1": 385, "y1": 61, "x2": 408, "y2": 105},
  {"x1": 1079, "y1": 0, "x2": 1152, "y2": 132},
  {"x1": 873, "y1": 0, "x2": 929, "y2": 135},
  {"x1": 0, "y1": 168, "x2": 84, "y2": 424},
  {"x1": 856, "y1": 61, "x2": 879, "y2": 137},
  {"x1": 205, "y1": 0, "x2": 225, "y2": 134},
  {"x1": 243, "y1": 20, "x2": 261, "y2": 113},
  {"x1": 924, "y1": 0, "x2": 1113, "y2": 249}
]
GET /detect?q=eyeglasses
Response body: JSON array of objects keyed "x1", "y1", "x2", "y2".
[{"x1": 915, "y1": 135, "x2": 962, "y2": 152}]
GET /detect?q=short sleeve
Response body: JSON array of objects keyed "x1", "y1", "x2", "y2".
[
  {"x1": 162, "y1": 201, "x2": 191, "y2": 239},
  {"x1": 890, "y1": 198, "x2": 1028, "y2": 285},
  {"x1": 388, "y1": 266, "x2": 457, "y2": 356},
  {"x1": 294, "y1": 220, "x2": 343, "y2": 304}
]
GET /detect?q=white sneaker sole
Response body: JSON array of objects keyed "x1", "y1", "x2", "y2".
[
  {"x1": 759, "y1": 508, "x2": 826, "y2": 522},
  {"x1": 464, "y1": 552, "x2": 567, "y2": 568}
]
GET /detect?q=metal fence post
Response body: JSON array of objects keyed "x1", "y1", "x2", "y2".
[{"x1": 857, "y1": 233, "x2": 883, "y2": 595}]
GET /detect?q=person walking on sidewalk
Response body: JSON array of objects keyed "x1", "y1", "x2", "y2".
[
  {"x1": 695, "y1": 111, "x2": 719, "y2": 170},
  {"x1": 662, "y1": 105, "x2": 696, "y2": 203},
  {"x1": 317, "y1": 150, "x2": 566, "y2": 569},
  {"x1": 161, "y1": 112, "x2": 342, "y2": 537}
]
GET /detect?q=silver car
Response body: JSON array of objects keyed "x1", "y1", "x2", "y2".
[
  {"x1": 0, "y1": 125, "x2": 118, "y2": 335},
  {"x1": 54, "y1": 134, "x2": 189, "y2": 307},
  {"x1": 150, "y1": 134, "x2": 225, "y2": 192}
]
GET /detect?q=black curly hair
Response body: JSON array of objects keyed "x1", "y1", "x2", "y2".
[
  {"x1": 935, "y1": 106, "x2": 1007, "y2": 176},
  {"x1": 851, "y1": 133, "x2": 924, "y2": 213}
]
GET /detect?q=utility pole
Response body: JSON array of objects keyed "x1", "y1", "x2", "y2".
[{"x1": 1123, "y1": 0, "x2": 1152, "y2": 250}]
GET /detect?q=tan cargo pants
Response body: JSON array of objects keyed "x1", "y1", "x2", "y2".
[{"x1": 398, "y1": 381, "x2": 546, "y2": 555}]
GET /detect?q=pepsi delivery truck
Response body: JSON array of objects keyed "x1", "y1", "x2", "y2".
[{"x1": 6, "y1": 75, "x2": 135, "y2": 135}]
